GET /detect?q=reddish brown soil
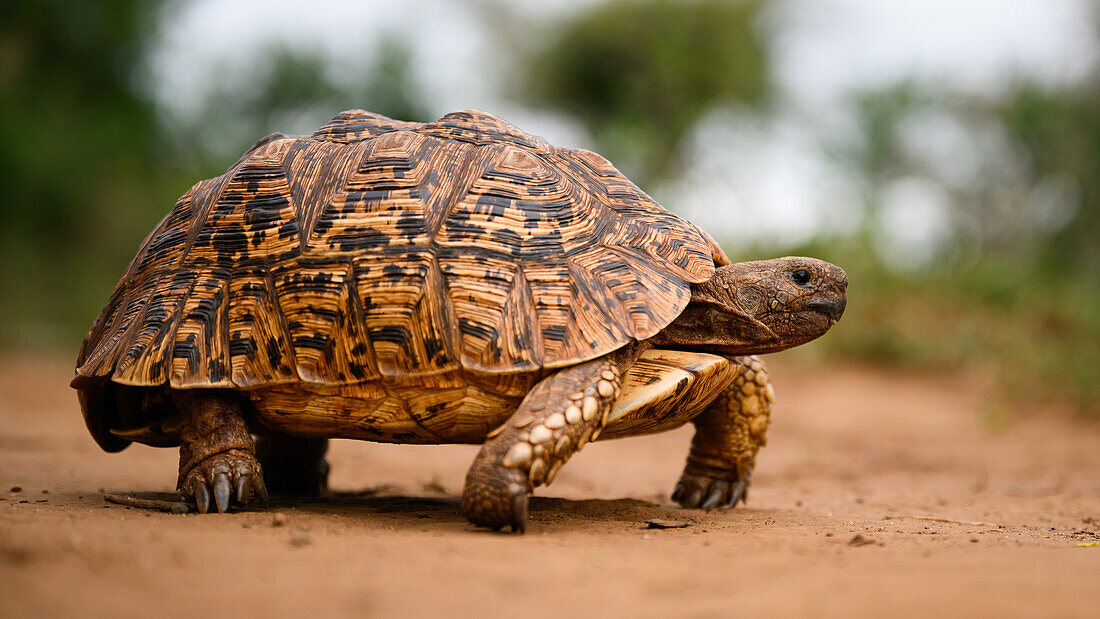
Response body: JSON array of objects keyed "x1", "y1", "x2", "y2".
[{"x1": 1, "y1": 355, "x2": 1097, "y2": 618}]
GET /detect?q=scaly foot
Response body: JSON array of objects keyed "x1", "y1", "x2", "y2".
[
  {"x1": 672, "y1": 470, "x2": 750, "y2": 509},
  {"x1": 461, "y1": 459, "x2": 530, "y2": 533},
  {"x1": 179, "y1": 450, "x2": 268, "y2": 513}
]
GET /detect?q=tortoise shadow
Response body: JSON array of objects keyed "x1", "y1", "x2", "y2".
[{"x1": 112, "y1": 489, "x2": 710, "y2": 532}]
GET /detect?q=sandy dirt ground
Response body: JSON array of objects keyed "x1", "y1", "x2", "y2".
[{"x1": 1, "y1": 355, "x2": 1097, "y2": 618}]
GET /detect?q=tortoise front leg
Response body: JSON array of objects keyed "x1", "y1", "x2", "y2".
[
  {"x1": 462, "y1": 349, "x2": 636, "y2": 533},
  {"x1": 673, "y1": 356, "x2": 773, "y2": 509}
]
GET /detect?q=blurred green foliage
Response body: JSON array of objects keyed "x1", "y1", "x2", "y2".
[
  {"x1": 518, "y1": 0, "x2": 770, "y2": 184},
  {"x1": 170, "y1": 35, "x2": 429, "y2": 170},
  {"x1": 778, "y1": 78, "x2": 1100, "y2": 412},
  {"x1": 772, "y1": 238, "x2": 1099, "y2": 412},
  {"x1": 0, "y1": 1, "x2": 426, "y2": 350},
  {"x1": 1, "y1": 0, "x2": 173, "y2": 347}
]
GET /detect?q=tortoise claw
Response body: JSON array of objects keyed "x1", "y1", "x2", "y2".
[
  {"x1": 213, "y1": 473, "x2": 231, "y2": 513},
  {"x1": 195, "y1": 484, "x2": 211, "y2": 514},
  {"x1": 729, "y1": 479, "x2": 748, "y2": 507},
  {"x1": 509, "y1": 491, "x2": 528, "y2": 534},
  {"x1": 235, "y1": 475, "x2": 249, "y2": 504},
  {"x1": 674, "y1": 472, "x2": 751, "y2": 509},
  {"x1": 700, "y1": 480, "x2": 730, "y2": 509}
]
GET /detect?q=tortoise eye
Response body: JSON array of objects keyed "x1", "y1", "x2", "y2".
[{"x1": 791, "y1": 269, "x2": 811, "y2": 285}]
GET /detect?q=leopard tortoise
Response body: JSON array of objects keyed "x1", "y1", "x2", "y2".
[{"x1": 72, "y1": 109, "x2": 847, "y2": 532}]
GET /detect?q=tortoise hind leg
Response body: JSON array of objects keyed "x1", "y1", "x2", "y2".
[
  {"x1": 462, "y1": 348, "x2": 636, "y2": 533},
  {"x1": 255, "y1": 434, "x2": 330, "y2": 496},
  {"x1": 173, "y1": 390, "x2": 268, "y2": 513},
  {"x1": 673, "y1": 356, "x2": 773, "y2": 509}
]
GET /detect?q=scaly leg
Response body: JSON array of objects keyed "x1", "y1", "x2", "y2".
[
  {"x1": 672, "y1": 356, "x2": 773, "y2": 509},
  {"x1": 462, "y1": 348, "x2": 636, "y2": 533},
  {"x1": 174, "y1": 390, "x2": 267, "y2": 513}
]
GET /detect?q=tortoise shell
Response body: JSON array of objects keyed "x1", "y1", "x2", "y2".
[{"x1": 73, "y1": 109, "x2": 717, "y2": 447}]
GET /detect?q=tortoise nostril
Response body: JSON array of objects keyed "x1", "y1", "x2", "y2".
[{"x1": 837, "y1": 269, "x2": 848, "y2": 290}]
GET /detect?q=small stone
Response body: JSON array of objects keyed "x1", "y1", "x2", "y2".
[
  {"x1": 503, "y1": 443, "x2": 533, "y2": 468},
  {"x1": 545, "y1": 413, "x2": 566, "y2": 429},
  {"x1": 10, "y1": 486, "x2": 21, "y2": 493},
  {"x1": 582, "y1": 397, "x2": 598, "y2": 420},
  {"x1": 600, "y1": 370, "x2": 616, "y2": 381},
  {"x1": 763, "y1": 384, "x2": 775, "y2": 403},
  {"x1": 825, "y1": 531, "x2": 834, "y2": 537},
  {"x1": 569, "y1": 392, "x2": 584, "y2": 401},
  {"x1": 486, "y1": 425, "x2": 505, "y2": 439},
  {"x1": 289, "y1": 534, "x2": 311, "y2": 547},
  {"x1": 565, "y1": 405, "x2": 582, "y2": 424},
  {"x1": 271, "y1": 513, "x2": 288, "y2": 527},
  {"x1": 528, "y1": 425, "x2": 553, "y2": 444},
  {"x1": 754, "y1": 372, "x2": 768, "y2": 387},
  {"x1": 848, "y1": 534, "x2": 879, "y2": 547},
  {"x1": 597, "y1": 380, "x2": 614, "y2": 397},
  {"x1": 513, "y1": 415, "x2": 534, "y2": 428},
  {"x1": 742, "y1": 370, "x2": 755, "y2": 384}
]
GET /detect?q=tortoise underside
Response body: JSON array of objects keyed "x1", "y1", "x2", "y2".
[{"x1": 112, "y1": 349, "x2": 741, "y2": 446}]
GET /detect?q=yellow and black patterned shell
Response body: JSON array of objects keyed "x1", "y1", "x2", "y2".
[{"x1": 73, "y1": 110, "x2": 716, "y2": 444}]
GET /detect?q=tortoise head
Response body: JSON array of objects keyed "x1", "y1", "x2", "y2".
[{"x1": 652, "y1": 257, "x2": 847, "y2": 355}]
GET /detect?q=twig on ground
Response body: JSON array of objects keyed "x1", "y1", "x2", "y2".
[
  {"x1": 884, "y1": 514, "x2": 1000, "y2": 527},
  {"x1": 104, "y1": 493, "x2": 191, "y2": 514}
]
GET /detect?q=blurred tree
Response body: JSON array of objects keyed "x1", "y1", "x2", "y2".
[
  {"x1": 174, "y1": 35, "x2": 429, "y2": 173},
  {"x1": 0, "y1": 0, "x2": 174, "y2": 347},
  {"x1": 998, "y1": 84, "x2": 1100, "y2": 276},
  {"x1": 518, "y1": 0, "x2": 770, "y2": 184},
  {"x1": 0, "y1": 2, "x2": 428, "y2": 348},
  {"x1": 820, "y1": 74, "x2": 1100, "y2": 410}
]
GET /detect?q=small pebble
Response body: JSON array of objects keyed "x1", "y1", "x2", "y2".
[
  {"x1": 970, "y1": 538, "x2": 978, "y2": 543},
  {"x1": 848, "y1": 534, "x2": 880, "y2": 547},
  {"x1": 825, "y1": 531, "x2": 834, "y2": 537},
  {"x1": 272, "y1": 513, "x2": 288, "y2": 527},
  {"x1": 289, "y1": 534, "x2": 311, "y2": 547},
  {"x1": 10, "y1": 486, "x2": 21, "y2": 493}
]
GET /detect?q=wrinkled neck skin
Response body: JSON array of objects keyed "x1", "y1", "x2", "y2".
[{"x1": 649, "y1": 257, "x2": 848, "y2": 357}]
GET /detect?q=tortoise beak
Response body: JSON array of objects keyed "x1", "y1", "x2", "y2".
[{"x1": 806, "y1": 296, "x2": 846, "y2": 323}]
